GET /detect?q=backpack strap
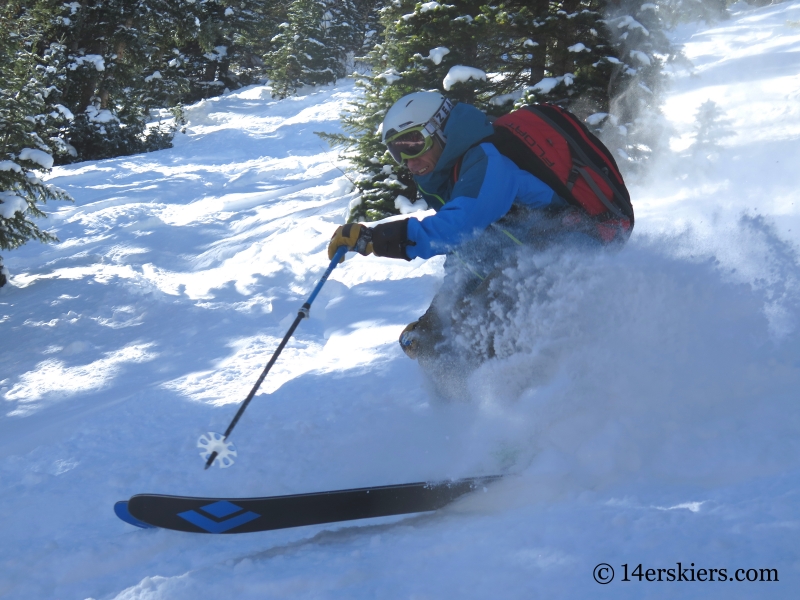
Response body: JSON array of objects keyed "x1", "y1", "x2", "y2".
[
  {"x1": 571, "y1": 163, "x2": 625, "y2": 219},
  {"x1": 450, "y1": 132, "x2": 590, "y2": 219}
]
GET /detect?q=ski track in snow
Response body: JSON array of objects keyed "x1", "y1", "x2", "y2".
[{"x1": 2, "y1": 3, "x2": 800, "y2": 598}]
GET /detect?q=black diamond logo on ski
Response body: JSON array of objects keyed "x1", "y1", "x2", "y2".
[{"x1": 178, "y1": 501, "x2": 260, "y2": 533}]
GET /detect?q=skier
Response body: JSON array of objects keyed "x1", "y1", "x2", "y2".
[{"x1": 327, "y1": 92, "x2": 629, "y2": 390}]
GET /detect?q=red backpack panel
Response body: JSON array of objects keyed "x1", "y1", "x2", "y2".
[{"x1": 457, "y1": 104, "x2": 634, "y2": 243}]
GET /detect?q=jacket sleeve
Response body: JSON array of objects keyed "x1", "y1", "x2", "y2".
[{"x1": 405, "y1": 143, "x2": 555, "y2": 259}]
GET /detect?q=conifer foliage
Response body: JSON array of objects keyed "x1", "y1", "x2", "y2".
[
  {"x1": 267, "y1": 0, "x2": 339, "y2": 99},
  {"x1": 178, "y1": 0, "x2": 283, "y2": 103},
  {"x1": 0, "y1": 5, "x2": 71, "y2": 255},
  {"x1": 509, "y1": 0, "x2": 621, "y2": 114},
  {"x1": 266, "y1": 0, "x2": 362, "y2": 99},
  {"x1": 22, "y1": 0, "x2": 189, "y2": 163},
  {"x1": 4, "y1": 0, "x2": 288, "y2": 165},
  {"x1": 602, "y1": 0, "x2": 676, "y2": 173},
  {"x1": 690, "y1": 99, "x2": 735, "y2": 161},
  {"x1": 657, "y1": 0, "x2": 731, "y2": 28}
]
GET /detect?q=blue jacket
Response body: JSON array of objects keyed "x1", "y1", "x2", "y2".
[{"x1": 405, "y1": 103, "x2": 564, "y2": 260}]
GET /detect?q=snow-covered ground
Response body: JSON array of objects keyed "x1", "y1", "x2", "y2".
[{"x1": 2, "y1": 2, "x2": 800, "y2": 598}]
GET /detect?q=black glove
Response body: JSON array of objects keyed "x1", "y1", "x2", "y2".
[{"x1": 371, "y1": 219, "x2": 414, "y2": 260}]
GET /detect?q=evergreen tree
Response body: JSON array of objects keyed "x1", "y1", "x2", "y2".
[
  {"x1": 13, "y1": 0, "x2": 282, "y2": 162},
  {"x1": 18, "y1": 0, "x2": 191, "y2": 163},
  {"x1": 690, "y1": 99, "x2": 735, "y2": 160},
  {"x1": 322, "y1": 0, "x2": 363, "y2": 75},
  {"x1": 509, "y1": 0, "x2": 622, "y2": 117},
  {"x1": 0, "y1": 5, "x2": 71, "y2": 255},
  {"x1": 351, "y1": 0, "x2": 385, "y2": 76},
  {"x1": 657, "y1": 0, "x2": 731, "y2": 28},
  {"x1": 0, "y1": 0, "x2": 294, "y2": 169},
  {"x1": 601, "y1": 0, "x2": 676, "y2": 174},
  {"x1": 266, "y1": 0, "x2": 341, "y2": 99},
  {"x1": 178, "y1": 0, "x2": 283, "y2": 102}
]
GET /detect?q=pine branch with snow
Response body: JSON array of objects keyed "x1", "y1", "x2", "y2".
[
  {"x1": 0, "y1": 8, "x2": 71, "y2": 252},
  {"x1": 266, "y1": 0, "x2": 344, "y2": 99},
  {"x1": 600, "y1": 0, "x2": 679, "y2": 175}
]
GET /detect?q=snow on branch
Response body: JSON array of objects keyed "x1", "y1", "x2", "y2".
[
  {"x1": 0, "y1": 192, "x2": 28, "y2": 219},
  {"x1": 528, "y1": 73, "x2": 574, "y2": 94},
  {"x1": 19, "y1": 148, "x2": 54, "y2": 169},
  {"x1": 70, "y1": 54, "x2": 105, "y2": 71},
  {"x1": 629, "y1": 50, "x2": 652, "y2": 65},
  {"x1": 613, "y1": 16, "x2": 650, "y2": 36},
  {"x1": 377, "y1": 68, "x2": 402, "y2": 84},
  {"x1": 443, "y1": 65, "x2": 486, "y2": 91},
  {"x1": 427, "y1": 47, "x2": 450, "y2": 65}
]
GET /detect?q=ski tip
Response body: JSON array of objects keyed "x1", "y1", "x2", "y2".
[{"x1": 114, "y1": 501, "x2": 158, "y2": 529}]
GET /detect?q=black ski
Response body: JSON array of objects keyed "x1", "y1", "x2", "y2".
[{"x1": 122, "y1": 476, "x2": 499, "y2": 534}]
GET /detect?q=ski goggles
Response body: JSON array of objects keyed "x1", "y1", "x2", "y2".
[{"x1": 385, "y1": 126, "x2": 435, "y2": 164}]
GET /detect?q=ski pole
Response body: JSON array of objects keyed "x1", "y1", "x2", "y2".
[{"x1": 204, "y1": 245, "x2": 348, "y2": 469}]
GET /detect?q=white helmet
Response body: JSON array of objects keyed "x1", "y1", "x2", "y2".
[{"x1": 382, "y1": 92, "x2": 453, "y2": 163}]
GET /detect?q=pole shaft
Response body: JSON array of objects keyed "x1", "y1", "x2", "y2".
[
  {"x1": 206, "y1": 246, "x2": 348, "y2": 468},
  {"x1": 221, "y1": 311, "x2": 304, "y2": 438}
]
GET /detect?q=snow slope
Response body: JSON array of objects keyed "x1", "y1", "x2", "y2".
[{"x1": 2, "y1": 2, "x2": 800, "y2": 598}]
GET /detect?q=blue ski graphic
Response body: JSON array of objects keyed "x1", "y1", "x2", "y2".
[{"x1": 178, "y1": 501, "x2": 260, "y2": 533}]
